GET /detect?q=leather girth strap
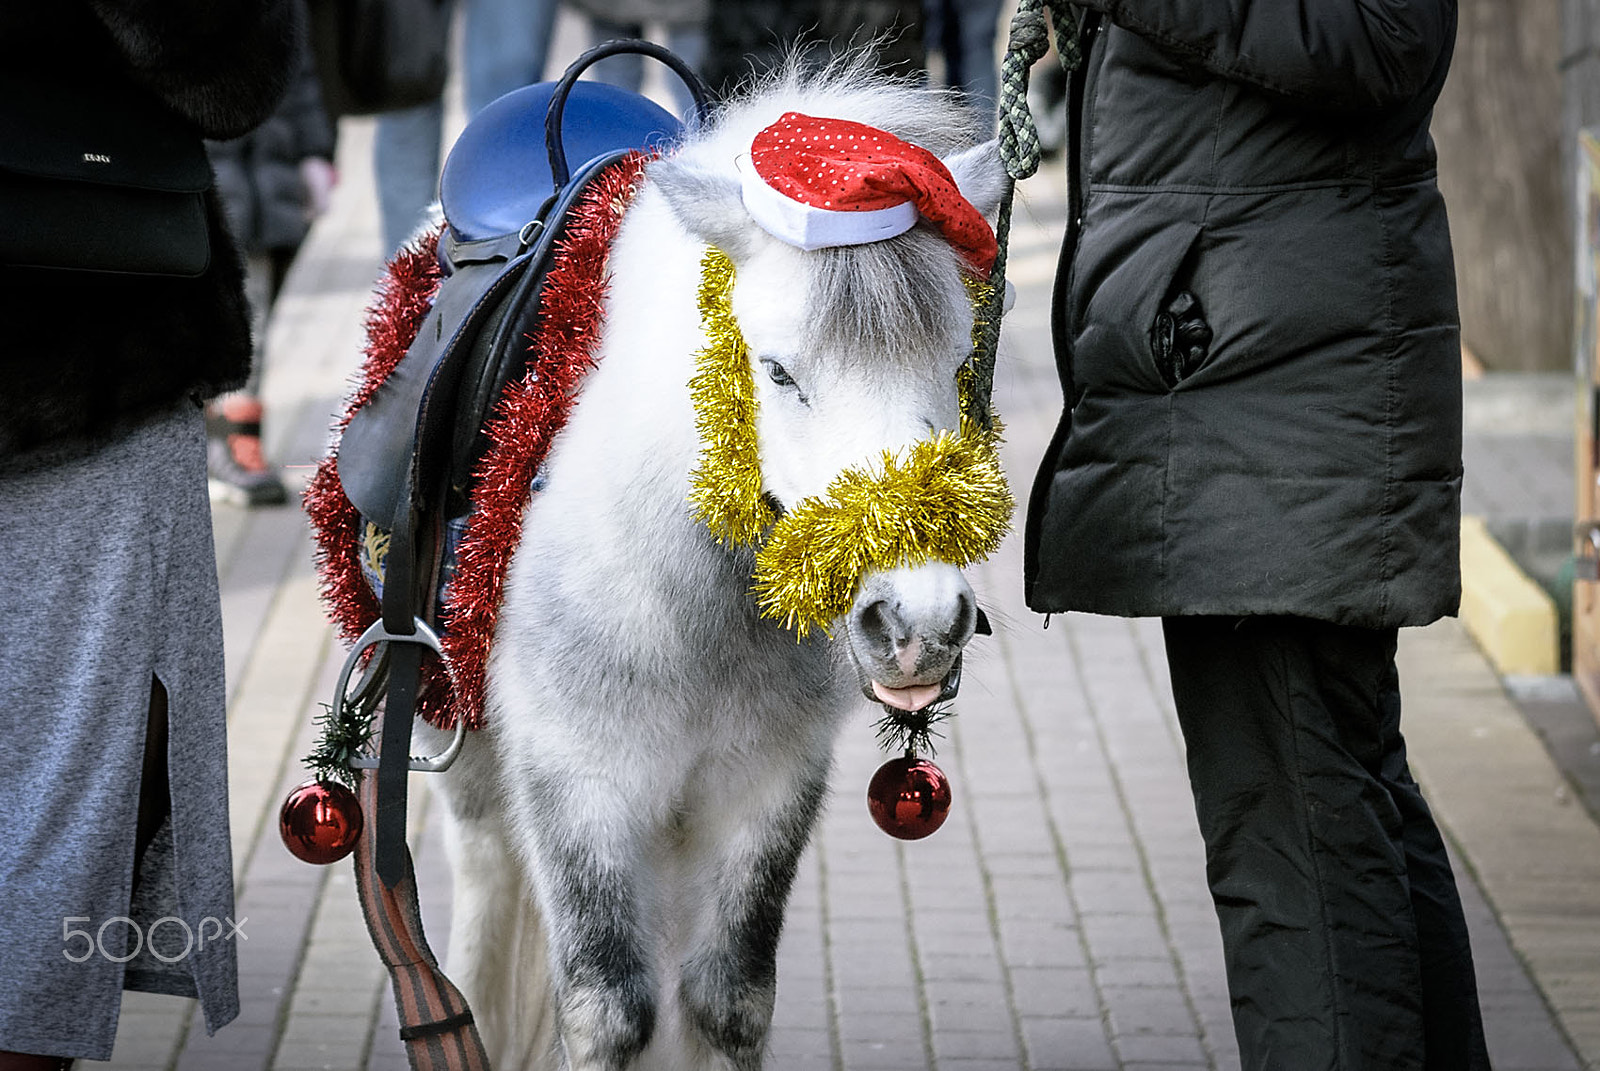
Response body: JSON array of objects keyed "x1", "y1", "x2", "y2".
[{"x1": 355, "y1": 764, "x2": 492, "y2": 1070}]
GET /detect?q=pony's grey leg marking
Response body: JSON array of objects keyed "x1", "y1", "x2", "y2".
[
  {"x1": 679, "y1": 771, "x2": 827, "y2": 1070},
  {"x1": 545, "y1": 847, "x2": 657, "y2": 1069},
  {"x1": 522, "y1": 782, "x2": 658, "y2": 1071}
]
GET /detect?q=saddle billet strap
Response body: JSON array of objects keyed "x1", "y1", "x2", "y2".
[
  {"x1": 372, "y1": 464, "x2": 426, "y2": 886},
  {"x1": 374, "y1": 633, "x2": 421, "y2": 887},
  {"x1": 444, "y1": 220, "x2": 549, "y2": 267},
  {"x1": 355, "y1": 768, "x2": 491, "y2": 1071}
]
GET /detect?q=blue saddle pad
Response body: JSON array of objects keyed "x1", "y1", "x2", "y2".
[{"x1": 440, "y1": 80, "x2": 683, "y2": 243}]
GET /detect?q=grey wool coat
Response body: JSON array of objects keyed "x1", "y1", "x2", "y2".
[{"x1": 1024, "y1": 0, "x2": 1463, "y2": 630}]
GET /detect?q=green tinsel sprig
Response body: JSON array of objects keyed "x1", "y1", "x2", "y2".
[
  {"x1": 303, "y1": 699, "x2": 375, "y2": 789},
  {"x1": 874, "y1": 704, "x2": 956, "y2": 758}
]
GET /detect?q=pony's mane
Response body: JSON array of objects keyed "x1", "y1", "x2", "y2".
[
  {"x1": 674, "y1": 54, "x2": 986, "y2": 359},
  {"x1": 683, "y1": 51, "x2": 987, "y2": 159}
]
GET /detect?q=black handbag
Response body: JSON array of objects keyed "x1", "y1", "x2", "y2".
[
  {"x1": 308, "y1": 0, "x2": 454, "y2": 117},
  {"x1": 0, "y1": 73, "x2": 211, "y2": 276}
]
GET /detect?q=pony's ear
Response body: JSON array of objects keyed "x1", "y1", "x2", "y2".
[
  {"x1": 942, "y1": 139, "x2": 1006, "y2": 220},
  {"x1": 650, "y1": 156, "x2": 755, "y2": 261}
]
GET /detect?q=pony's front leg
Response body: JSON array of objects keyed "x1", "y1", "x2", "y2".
[
  {"x1": 511, "y1": 772, "x2": 659, "y2": 1071},
  {"x1": 678, "y1": 757, "x2": 830, "y2": 1071}
]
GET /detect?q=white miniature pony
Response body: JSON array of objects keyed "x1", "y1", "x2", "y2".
[{"x1": 419, "y1": 62, "x2": 1007, "y2": 1070}]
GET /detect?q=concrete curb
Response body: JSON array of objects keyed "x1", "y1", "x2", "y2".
[
  {"x1": 1399, "y1": 620, "x2": 1600, "y2": 1068},
  {"x1": 1460, "y1": 514, "x2": 1561, "y2": 676}
]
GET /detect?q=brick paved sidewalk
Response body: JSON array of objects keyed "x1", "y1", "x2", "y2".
[{"x1": 88, "y1": 55, "x2": 1600, "y2": 1071}]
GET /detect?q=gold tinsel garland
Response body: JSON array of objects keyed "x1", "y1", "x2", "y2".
[
  {"x1": 688, "y1": 250, "x2": 776, "y2": 544},
  {"x1": 688, "y1": 248, "x2": 1016, "y2": 636}
]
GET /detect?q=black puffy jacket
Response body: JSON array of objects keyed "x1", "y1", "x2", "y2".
[
  {"x1": 0, "y1": 0, "x2": 299, "y2": 459},
  {"x1": 1024, "y1": 1, "x2": 1462, "y2": 629}
]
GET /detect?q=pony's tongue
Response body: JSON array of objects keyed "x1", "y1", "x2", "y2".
[{"x1": 872, "y1": 680, "x2": 942, "y2": 712}]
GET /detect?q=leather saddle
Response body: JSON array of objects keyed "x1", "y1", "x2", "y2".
[{"x1": 335, "y1": 41, "x2": 711, "y2": 622}]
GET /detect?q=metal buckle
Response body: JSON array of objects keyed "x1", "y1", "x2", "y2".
[{"x1": 334, "y1": 617, "x2": 467, "y2": 773}]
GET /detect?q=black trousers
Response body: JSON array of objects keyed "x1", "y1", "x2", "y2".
[{"x1": 1161, "y1": 616, "x2": 1489, "y2": 1071}]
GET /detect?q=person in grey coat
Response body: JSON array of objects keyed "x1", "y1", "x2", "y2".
[
  {"x1": 1026, "y1": 3, "x2": 1487, "y2": 1068},
  {"x1": 0, "y1": 1, "x2": 297, "y2": 1066}
]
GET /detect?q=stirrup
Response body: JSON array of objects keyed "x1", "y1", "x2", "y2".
[{"x1": 333, "y1": 617, "x2": 467, "y2": 773}]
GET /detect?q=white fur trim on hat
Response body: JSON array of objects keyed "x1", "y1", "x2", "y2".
[{"x1": 735, "y1": 154, "x2": 918, "y2": 252}]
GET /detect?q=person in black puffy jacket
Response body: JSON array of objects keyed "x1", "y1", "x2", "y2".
[{"x1": 1026, "y1": 4, "x2": 1487, "y2": 1068}]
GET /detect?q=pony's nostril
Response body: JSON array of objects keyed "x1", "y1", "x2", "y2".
[
  {"x1": 854, "y1": 598, "x2": 906, "y2": 657},
  {"x1": 947, "y1": 590, "x2": 977, "y2": 646}
]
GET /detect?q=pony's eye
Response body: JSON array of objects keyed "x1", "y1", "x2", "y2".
[{"x1": 761, "y1": 358, "x2": 796, "y2": 389}]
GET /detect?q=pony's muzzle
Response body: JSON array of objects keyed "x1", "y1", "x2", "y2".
[{"x1": 846, "y1": 565, "x2": 977, "y2": 711}]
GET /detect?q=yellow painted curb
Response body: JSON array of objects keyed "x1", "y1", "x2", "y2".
[{"x1": 1458, "y1": 515, "x2": 1560, "y2": 676}]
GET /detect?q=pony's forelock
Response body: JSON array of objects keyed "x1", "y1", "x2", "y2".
[{"x1": 805, "y1": 230, "x2": 970, "y2": 360}]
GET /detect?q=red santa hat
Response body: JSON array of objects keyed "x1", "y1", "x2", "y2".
[{"x1": 737, "y1": 112, "x2": 997, "y2": 276}]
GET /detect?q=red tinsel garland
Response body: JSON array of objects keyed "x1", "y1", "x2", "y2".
[
  {"x1": 304, "y1": 233, "x2": 442, "y2": 660},
  {"x1": 305, "y1": 152, "x2": 651, "y2": 730}
]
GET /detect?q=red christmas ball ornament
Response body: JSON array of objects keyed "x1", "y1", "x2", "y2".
[
  {"x1": 279, "y1": 780, "x2": 364, "y2": 864},
  {"x1": 867, "y1": 755, "x2": 951, "y2": 840}
]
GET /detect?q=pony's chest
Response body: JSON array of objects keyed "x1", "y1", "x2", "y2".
[{"x1": 501, "y1": 532, "x2": 841, "y2": 702}]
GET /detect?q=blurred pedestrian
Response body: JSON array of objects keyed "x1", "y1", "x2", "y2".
[
  {"x1": 206, "y1": 19, "x2": 338, "y2": 506},
  {"x1": 1026, "y1": 5, "x2": 1489, "y2": 1069},
  {"x1": 575, "y1": 0, "x2": 708, "y2": 116},
  {"x1": 701, "y1": 0, "x2": 925, "y2": 97},
  {"x1": 0, "y1": 0, "x2": 298, "y2": 1067},
  {"x1": 923, "y1": 0, "x2": 1002, "y2": 124},
  {"x1": 374, "y1": 0, "x2": 557, "y2": 253}
]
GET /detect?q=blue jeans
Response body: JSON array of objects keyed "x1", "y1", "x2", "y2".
[{"x1": 374, "y1": 0, "x2": 558, "y2": 253}]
